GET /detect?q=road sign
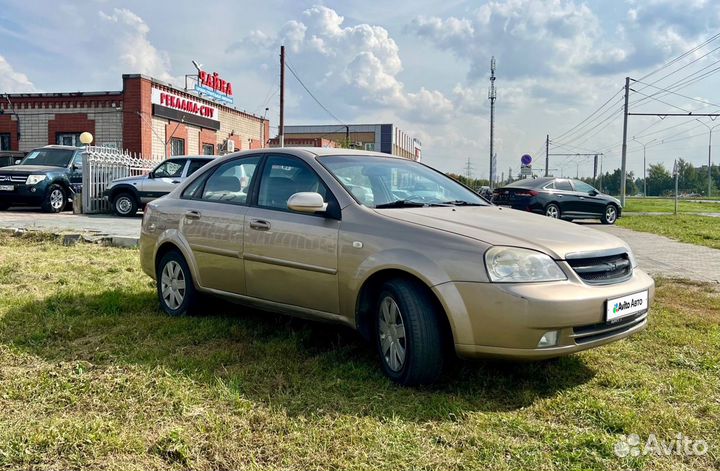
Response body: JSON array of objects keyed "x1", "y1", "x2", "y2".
[{"x1": 521, "y1": 154, "x2": 532, "y2": 166}]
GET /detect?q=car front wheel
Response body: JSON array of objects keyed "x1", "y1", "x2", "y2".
[
  {"x1": 375, "y1": 278, "x2": 445, "y2": 386},
  {"x1": 42, "y1": 184, "x2": 67, "y2": 213},
  {"x1": 156, "y1": 250, "x2": 199, "y2": 316},
  {"x1": 113, "y1": 192, "x2": 138, "y2": 217},
  {"x1": 601, "y1": 204, "x2": 618, "y2": 224},
  {"x1": 545, "y1": 203, "x2": 560, "y2": 219}
]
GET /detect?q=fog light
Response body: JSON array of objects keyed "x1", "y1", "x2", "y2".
[
  {"x1": 537, "y1": 330, "x2": 559, "y2": 348},
  {"x1": 30, "y1": 187, "x2": 36, "y2": 192}
]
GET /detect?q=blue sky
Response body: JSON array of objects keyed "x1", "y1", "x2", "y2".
[{"x1": 1, "y1": 0, "x2": 719, "y2": 180}]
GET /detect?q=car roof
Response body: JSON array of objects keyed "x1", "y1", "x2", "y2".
[
  {"x1": 222, "y1": 147, "x2": 408, "y2": 160},
  {"x1": 34, "y1": 145, "x2": 82, "y2": 151},
  {"x1": 167, "y1": 155, "x2": 214, "y2": 160}
]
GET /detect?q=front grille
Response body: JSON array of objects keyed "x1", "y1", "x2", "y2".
[
  {"x1": 0, "y1": 175, "x2": 27, "y2": 183},
  {"x1": 566, "y1": 253, "x2": 632, "y2": 284},
  {"x1": 571, "y1": 311, "x2": 647, "y2": 344}
]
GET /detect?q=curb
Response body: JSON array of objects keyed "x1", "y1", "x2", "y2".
[{"x1": 1, "y1": 227, "x2": 139, "y2": 248}]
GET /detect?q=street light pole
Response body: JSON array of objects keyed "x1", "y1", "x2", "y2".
[
  {"x1": 632, "y1": 136, "x2": 656, "y2": 197},
  {"x1": 697, "y1": 119, "x2": 720, "y2": 198}
]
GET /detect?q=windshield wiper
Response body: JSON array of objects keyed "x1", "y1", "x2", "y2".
[
  {"x1": 374, "y1": 199, "x2": 428, "y2": 209},
  {"x1": 441, "y1": 200, "x2": 485, "y2": 206}
]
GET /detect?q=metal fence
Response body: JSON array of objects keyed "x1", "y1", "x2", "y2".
[{"x1": 81, "y1": 146, "x2": 162, "y2": 214}]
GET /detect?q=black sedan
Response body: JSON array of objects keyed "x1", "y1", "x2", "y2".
[{"x1": 492, "y1": 177, "x2": 622, "y2": 224}]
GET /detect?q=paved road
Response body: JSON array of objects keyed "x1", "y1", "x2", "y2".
[
  {"x1": 1, "y1": 210, "x2": 718, "y2": 283},
  {"x1": 584, "y1": 222, "x2": 720, "y2": 283},
  {"x1": 0, "y1": 209, "x2": 141, "y2": 239}
]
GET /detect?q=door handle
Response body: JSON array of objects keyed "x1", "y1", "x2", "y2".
[
  {"x1": 249, "y1": 219, "x2": 271, "y2": 231},
  {"x1": 184, "y1": 210, "x2": 201, "y2": 220},
  {"x1": 579, "y1": 196, "x2": 585, "y2": 200},
  {"x1": 172, "y1": 180, "x2": 181, "y2": 184}
]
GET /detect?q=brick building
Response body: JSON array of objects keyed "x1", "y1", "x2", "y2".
[
  {"x1": 0, "y1": 74, "x2": 269, "y2": 158},
  {"x1": 267, "y1": 137, "x2": 339, "y2": 148},
  {"x1": 283, "y1": 123, "x2": 422, "y2": 160}
]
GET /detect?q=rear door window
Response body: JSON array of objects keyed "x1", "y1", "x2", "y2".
[{"x1": 555, "y1": 180, "x2": 573, "y2": 191}]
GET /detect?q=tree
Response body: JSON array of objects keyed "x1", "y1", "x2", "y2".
[{"x1": 646, "y1": 163, "x2": 673, "y2": 196}]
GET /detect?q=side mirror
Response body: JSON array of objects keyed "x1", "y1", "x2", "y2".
[
  {"x1": 14, "y1": 159, "x2": 21, "y2": 165},
  {"x1": 147, "y1": 172, "x2": 155, "y2": 179},
  {"x1": 287, "y1": 192, "x2": 328, "y2": 213},
  {"x1": 589, "y1": 190, "x2": 598, "y2": 196}
]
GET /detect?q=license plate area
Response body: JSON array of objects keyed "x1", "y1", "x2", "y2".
[
  {"x1": 0, "y1": 185, "x2": 14, "y2": 191},
  {"x1": 606, "y1": 290, "x2": 648, "y2": 322}
]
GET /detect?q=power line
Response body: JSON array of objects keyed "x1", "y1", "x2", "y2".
[
  {"x1": 553, "y1": 87, "x2": 624, "y2": 141},
  {"x1": 637, "y1": 31, "x2": 720, "y2": 82},
  {"x1": 632, "y1": 79, "x2": 720, "y2": 109},
  {"x1": 285, "y1": 59, "x2": 346, "y2": 126},
  {"x1": 629, "y1": 88, "x2": 693, "y2": 113}
]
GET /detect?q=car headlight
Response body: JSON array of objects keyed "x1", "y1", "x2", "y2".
[
  {"x1": 26, "y1": 174, "x2": 47, "y2": 185},
  {"x1": 485, "y1": 246, "x2": 567, "y2": 282}
]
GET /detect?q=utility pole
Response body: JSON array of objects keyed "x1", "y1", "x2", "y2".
[
  {"x1": 696, "y1": 119, "x2": 719, "y2": 198},
  {"x1": 279, "y1": 45, "x2": 285, "y2": 148},
  {"x1": 488, "y1": 56, "x2": 497, "y2": 190},
  {"x1": 464, "y1": 157, "x2": 473, "y2": 181},
  {"x1": 593, "y1": 154, "x2": 598, "y2": 183},
  {"x1": 545, "y1": 134, "x2": 549, "y2": 177},
  {"x1": 620, "y1": 76, "x2": 631, "y2": 206}
]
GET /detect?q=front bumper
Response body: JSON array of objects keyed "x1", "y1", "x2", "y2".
[
  {"x1": 0, "y1": 183, "x2": 46, "y2": 205},
  {"x1": 433, "y1": 268, "x2": 655, "y2": 359}
]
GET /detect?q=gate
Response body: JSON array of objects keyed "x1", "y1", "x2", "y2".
[{"x1": 81, "y1": 146, "x2": 163, "y2": 214}]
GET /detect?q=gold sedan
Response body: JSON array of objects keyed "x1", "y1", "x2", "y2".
[{"x1": 140, "y1": 148, "x2": 654, "y2": 385}]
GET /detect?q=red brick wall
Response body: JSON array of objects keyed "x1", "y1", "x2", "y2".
[
  {"x1": 199, "y1": 129, "x2": 217, "y2": 154},
  {"x1": 165, "y1": 122, "x2": 188, "y2": 156},
  {"x1": 0, "y1": 115, "x2": 19, "y2": 150},
  {"x1": 122, "y1": 75, "x2": 152, "y2": 156},
  {"x1": 47, "y1": 113, "x2": 95, "y2": 145},
  {"x1": 228, "y1": 135, "x2": 242, "y2": 151},
  {"x1": 249, "y1": 138, "x2": 262, "y2": 150}
]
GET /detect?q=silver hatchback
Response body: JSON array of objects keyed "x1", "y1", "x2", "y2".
[{"x1": 104, "y1": 156, "x2": 213, "y2": 216}]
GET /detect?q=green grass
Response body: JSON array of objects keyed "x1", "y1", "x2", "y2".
[
  {"x1": 0, "y1": 233, "x2": 719, "y2": 470},
  {"x1": 623, "y1": 197, "x2": 720, "y2": 214},
  {"x1": 618, "y1": 215, "x2": 720, "y2": 250}
]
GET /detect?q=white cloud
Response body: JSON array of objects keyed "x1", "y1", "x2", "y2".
[
  {"x1": 98, "y1": 8, "x2": 179, "y2": 85},
  {"x1": 237, "y1": 5, "x2": 454, "y2": 124},
  {"x1": 0, "y1": 55, "x2": 36, "y2": 93}
]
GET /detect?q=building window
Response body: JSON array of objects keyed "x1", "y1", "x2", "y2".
[
  {"x1": 170, "y1": 138, "x2": 185, "y2": 156},
  {"x1": 364, "y1": 143, "x2": 375, "y2": 151},
  {"x1": 56, "y1": 133, "x2": 81, "y2": 146},
  {"x1": 0, "y1": 133, "x2": 10, "y2": 151},
  {"x1": 202, "y1": 143, "x2": 214, "y2": 155}
]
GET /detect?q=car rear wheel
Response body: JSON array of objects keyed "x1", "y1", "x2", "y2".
[
  {"x1": 42, "y1": 184, "x2": 67, "y2": 213},
  {"x1": 375, "y1": 278, "x2": 445, "y2": 386},
  {"x1": 545, "y1": 203, "x2": 560, "y2": 219},
  {"x1": 601, "y1": 204, "x2": 618, "y2": 225},
  {"x1": 156, "y1": 251, "x2": 199, "y2": 316},
  {"x1": 113, "y1": 192, "x2": 138, "y2": 217}
]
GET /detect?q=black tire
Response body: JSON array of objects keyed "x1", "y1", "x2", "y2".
[
  {"x1": 545, "y1": 203, "x2": 561, "y2": 219},
  {"x1": 41, "y1": 184, "x2": 67, "y2": 213},
  {"x1": 156, "y1": 250, "x2": 200, "y2": 317},
  {"x1": 113, "y1": 192, "x2": 138, "y2": 217},
  {"x1": 601, "y1": 204, "x2": 619, "y2": 225},
  {"x1": 374, "y1": 278, "x2": 445, "y2": 386}
]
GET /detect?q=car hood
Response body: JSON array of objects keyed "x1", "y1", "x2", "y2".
[
  {"x1": 0, "y1": 164, "x2": 65, "y2": 174},
  {"x1": 374, "y1": 205, "x2": 629, "y2": 260},
  {"x1": 110, "y1": 175, "x2": 146, "y2": 184}
]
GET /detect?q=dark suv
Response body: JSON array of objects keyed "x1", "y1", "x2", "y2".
[{"x1": 0, "y1": 145, "x2": 84, "y2": 212}]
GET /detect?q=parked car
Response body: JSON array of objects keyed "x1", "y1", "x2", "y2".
[
  {"x1": 0, "y1": 145, "x2": 84, "y2": 212},
  {"x1": 103, "y1": 156, "x2": 213, "y2": 216},
  {"x1": 0, "y1": 151, "x2": 26, "y2": 168},
  {"x1": 140, "y1": 149, "x2": 653, "y2": 385},
  {"x1": 492, "y1": 177, "x2": 622, "y2": 224}
]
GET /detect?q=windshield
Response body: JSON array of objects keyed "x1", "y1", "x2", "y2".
[
  {"x1": 21, "y1": 149, "x2": 75, "y2": 167},
  {"x1": 318, "y1": 155, "x2": 488, "y2": 208}
]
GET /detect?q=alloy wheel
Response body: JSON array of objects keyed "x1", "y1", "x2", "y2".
[
  {"x1": 378, "y1": 296, "x2": 407, "y2": 372},
  {"x1": 160, "y1": 260, "x2": 186, "y2": 310},
  {"x1": 546, "y1": 205, "x2": 559, "y2": 218},
  {"x1": 50, "y1": 189, "x2": 64, "y2": 210},
  {"x1": 605, "y1": 206, "x2": 617, "y2": 223}
]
